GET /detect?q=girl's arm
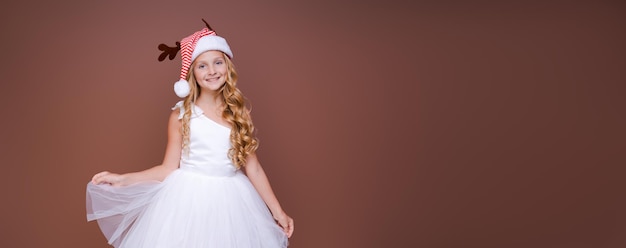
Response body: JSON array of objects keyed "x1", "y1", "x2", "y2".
[
  {"x1": 91, "y1": 110, "x2": 183, "y2": 186},
  {"x1": 244, "y1": 153, "x2": 294, "y2": 237}
]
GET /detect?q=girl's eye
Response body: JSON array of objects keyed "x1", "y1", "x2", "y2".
[
  {"x1": 216, "y1": 61, "x2": 223, "y2": 65},
  {"x1": 198, "y1": 64, "x2": 205, "y2": 69}
]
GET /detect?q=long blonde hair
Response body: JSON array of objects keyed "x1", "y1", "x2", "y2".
[{"x1": 180, "y1": 52, "x2": 258, "y2": 169}]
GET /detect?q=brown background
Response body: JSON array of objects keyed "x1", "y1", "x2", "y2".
[{"x1": 0, "y1": 0, "x2": 624, "y2": 247}]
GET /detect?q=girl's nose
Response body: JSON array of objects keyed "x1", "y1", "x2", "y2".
[{"x1": 207, "y1": 65, "x2": 216, "y2": 74}]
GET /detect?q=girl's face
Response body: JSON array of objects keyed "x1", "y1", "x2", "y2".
[{"x1": 193, "y1": 50, "x2": 228, "y2": 93}]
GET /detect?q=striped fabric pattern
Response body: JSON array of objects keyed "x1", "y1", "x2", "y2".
[{"x1": 179, "y1": 28, "x2": 216, "y2": 80}]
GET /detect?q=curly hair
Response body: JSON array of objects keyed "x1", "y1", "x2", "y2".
[{"x1": 180, "y1": 53, "x2": 258, "y2": 169}]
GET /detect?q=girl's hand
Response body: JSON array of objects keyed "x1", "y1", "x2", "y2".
[
  {"x1": 91, "y1": 171, "x2": 127, "y2": 186},
  {"x1": 273, "y1": 211, "x2": 294, "y2": 238}
]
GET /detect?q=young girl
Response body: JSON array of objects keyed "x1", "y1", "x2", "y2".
[{"x1": 86, "y1": 21, "x2": 293, "y2": 247}]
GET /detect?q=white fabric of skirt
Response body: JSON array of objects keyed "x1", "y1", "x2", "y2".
[{"x1": 86, "y1": 168, "x2": 288, "y2": 248}]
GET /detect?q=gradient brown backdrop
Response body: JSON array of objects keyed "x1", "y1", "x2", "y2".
[{"x1": 0, "y1": 0, "x2": 624, "y2": 247}]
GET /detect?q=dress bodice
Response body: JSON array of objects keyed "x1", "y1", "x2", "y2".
[{"x1": 172, "y1": 101, "x2": 236, "y2": 176}]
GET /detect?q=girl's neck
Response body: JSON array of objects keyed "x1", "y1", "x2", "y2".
[{"x1": 195, "y1": 91, "x2": 223, "y2": 110}]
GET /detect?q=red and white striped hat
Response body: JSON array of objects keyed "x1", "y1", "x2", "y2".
[{"x1": 172, "y1": 27, "x2": 233, "y2": 98}]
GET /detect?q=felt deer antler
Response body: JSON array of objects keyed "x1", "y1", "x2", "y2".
[
  {"x1": 202, "y1": 18, "x2": 213, "y2": 31},
  {"x1": 157, "y1": 41, "x2": 181, "y2": 61},
  {"x1": 157, "y1": 19, "x2": 214, "y2": 61}
]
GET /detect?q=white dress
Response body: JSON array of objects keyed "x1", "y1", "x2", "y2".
[{"x1": 86, "y1": 101, "x2": 288, "y2": 248}]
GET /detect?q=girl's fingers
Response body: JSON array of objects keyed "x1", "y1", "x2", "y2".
[
  {"x1": 278, "y1": 217, "x2": 293, "y2": 238},
  {"x1": 92, "y1": 173, "x2": 102, "y2": 183},
  {"x1": 287, "y1": 218, "x2": 294, "y2": 237},
  {"x1": 92, "y1": 171, "x2": 109, "y2": 184}
]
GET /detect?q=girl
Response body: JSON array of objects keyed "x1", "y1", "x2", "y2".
[{"x1": 86, "y1": 21, "x2": 293, "y2": 247}]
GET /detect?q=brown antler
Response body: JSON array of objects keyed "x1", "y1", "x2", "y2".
[
  {"x1": 157, "y1": 41, "x2": 181, "y2": 61},
  {"x1": 202, "y1": 18, "x2": 213, "y2": 31},
  {"x1": 157, "y1": 19, "x2": 212, "y2": 61}
]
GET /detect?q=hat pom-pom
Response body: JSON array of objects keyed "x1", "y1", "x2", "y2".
[{"x1": 174, "y1": 79, "x2": 190, "y2": 98}]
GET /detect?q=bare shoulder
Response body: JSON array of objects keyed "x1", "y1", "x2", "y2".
[
  {"x1": 170, "y1": 107, "x2": 181, "y2": 119},
  {"x1": 169, "y1": 109, "x2": 181, "y2": 123}
]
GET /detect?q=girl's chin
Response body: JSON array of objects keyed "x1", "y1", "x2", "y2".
[{"x1": 199, "y1": 83, "x2": 225, "y2": 91}]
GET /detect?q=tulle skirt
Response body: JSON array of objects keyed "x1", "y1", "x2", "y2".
[{"x1": 86, "y1": 169, "x2": 288, "y2": 248}]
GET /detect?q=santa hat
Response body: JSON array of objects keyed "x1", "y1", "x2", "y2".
[{"x1": 158, "y1": 20, "x2": 233, "y2": 98}]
